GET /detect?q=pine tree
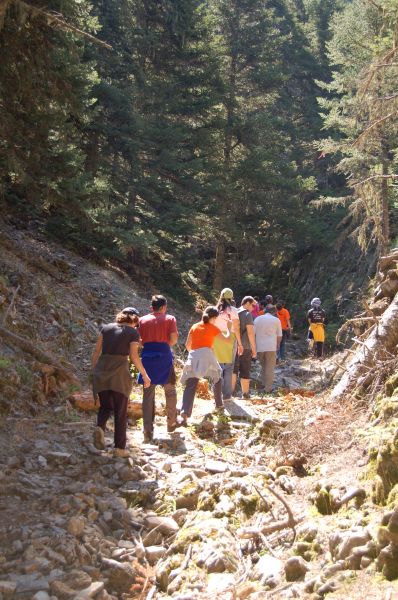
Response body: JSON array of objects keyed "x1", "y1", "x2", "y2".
[{"x1": 319, "y1": 0, "x2": 398, "y2": 255}]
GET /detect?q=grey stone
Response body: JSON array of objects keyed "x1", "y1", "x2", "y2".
[
  {"x1": 317, "y1": 580, "x2": 338, "y2": 596},
  {"x1": 336, "y1": 529, "x2": 371, "y2": 560},
  {"x1": 101, "y1": 558, "x2": 135, "y2": 593},
  {"x1": 67, "y1": 516, "x2": 85, "y2": 537},
  {"x1": 252, "y1": 555, "x2": 283, "y2": 582},
  {"x1": 205, "y1": 460, "x2": 228, "y2": 474},
  {"x1": 38, "y1": 456, "x2": 48, "y2": 469},
  {"x1": 145, "y1": 546, "x2": 166, "y2": 564},
  {"x1": 16, "y1": 575, "x2": 50, "y2": 594},
  {"x1": 284, "y1": 556, "x2": 309, "y2": 581},
  {"x1": 0, "y1": 581, "x2": 17, "y2": 598},
  {"x1": 75, "y1": 582, "x2": 105, "y2": 599},
  {"x1": 32, "y1": 593, "x2": 51, "y2": 600},
  {"x1": 46, "y1": 452, "x2": 72, "y2": 462},
  {"x1": 50, "y1": 580, "x2": 75, "y2": 598},
  {"x1": 7, "y1": 456, "x2": 21, "y2": 468},
  {"x1": 145, "y1": 516, "x2": 179, "y2": 536},
  {"x1": 172, "y1": 509, "x2": 188, "y2": 527},
  {"x1": 62, "y1": 570, "x2": 92, "y2": 590}
]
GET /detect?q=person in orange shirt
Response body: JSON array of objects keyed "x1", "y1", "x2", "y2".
[
  {"x1": 276, "y1": 300, "x2": 291, "y2": 361},
  {"x1": 179, "y1": 306, "x2": 226, "y2": 426}
]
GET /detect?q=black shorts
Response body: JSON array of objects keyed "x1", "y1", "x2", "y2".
[{"x1": 233, "y1": 348, "x2": 252, "y2": 379}]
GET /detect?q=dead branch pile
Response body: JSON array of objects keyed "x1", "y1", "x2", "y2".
[{"x1": 274, "y1": 395, "x2": 358, "y2": 462}]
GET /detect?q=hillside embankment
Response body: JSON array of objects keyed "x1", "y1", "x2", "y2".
[{"x1": 1, "y1": 226, "x2": 398, "y2": 600}]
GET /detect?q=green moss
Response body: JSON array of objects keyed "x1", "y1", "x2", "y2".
[
  {"x1": 0, "y1": 357, "x2": 12, "y2": 370},
  {"x1": 386, "y1": 372, "x2": 398, "y2": 396},
  {"x1": 197, "y1": 492, "x2": 216, "y2": 512},
  {"x1": 239, "y1": 494, "x2": 259, "y2": 517},
  {"x1": 387, "y1": 484, "x2": 398, "y2": 507},
  {"x1": 315, "y1": 488, "x2": 333, "y2": 515}
]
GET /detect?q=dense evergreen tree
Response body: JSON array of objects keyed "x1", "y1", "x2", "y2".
[
  {"x1": 319, "y1": 0, "x2": 398, "y2": 255},
  {"x1": 3, "y1": 0, "x2": 386, "y2": 305}
]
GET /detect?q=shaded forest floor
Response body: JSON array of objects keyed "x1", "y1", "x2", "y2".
[{"x1": 1, "y1": 225, "x2": 398, "y2": 599}]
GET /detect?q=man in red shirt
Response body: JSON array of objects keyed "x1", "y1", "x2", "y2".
[{"x1": 138, "y1": 295, "x2": 178, "y2": 442}]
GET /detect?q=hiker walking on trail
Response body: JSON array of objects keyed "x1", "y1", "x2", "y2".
[
  {"x1": 92, "y1": 307, "x2": 151, "y2": 457},
  {"x1": 179, "y1": 306, "x2": 225, "y2": 426},
  {"x1": 138, "y1": 295, "x2": 179, "y2": 443},
  {"x1": 307, "y1": 297, "x2": 326, "y2": 359},
  {"x1": 232, "y1": 296, "x2": 257, "y2": 399},
  {"x1": 276, "y1": 300, "x2": 291, "y2": 361},
  {"x1": 212, "y1": 288, "x2": 243, "y2": 400},
  {"x1": 254, "y1": 304, "x2": 282, "y2": 393}
]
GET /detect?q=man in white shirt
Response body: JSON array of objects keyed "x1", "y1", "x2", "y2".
[{"x1": 254, "y1": 305, "x2": 282, "y2": 392}]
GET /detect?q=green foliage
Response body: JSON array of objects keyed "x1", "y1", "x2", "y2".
[
  {"x1": 0, "y1": 0, "x2": 359, "y2": 306},
  {"x1": 319, "y1": 0, "x2": 398, "y2": 255}
]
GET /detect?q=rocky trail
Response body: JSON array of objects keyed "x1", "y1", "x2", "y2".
[
  {"x1": 1, "y1": 348, "x2": 398, "y2": 600},
  {"x1": 1, "y1": 226, "x2": 398, "y2": 599}
]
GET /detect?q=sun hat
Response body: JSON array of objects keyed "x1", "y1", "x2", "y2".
[
  {"x1": 122, "y1": 307, "x2": 140, "y2": 316},
  {"x1": 221, "y1": 288, "x2": 234, "y2": 300}
]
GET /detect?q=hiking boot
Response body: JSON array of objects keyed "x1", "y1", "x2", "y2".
[
  {"x1": 242, "y1": 392, "x2": 251, "y2": 399},
  {"x1": 113, "y1": 448, "x2": 129, "y2": 458},
  {"x1": 143, "y1": 431, "x2": 153, "y2": 444},
  {"x1": 93, "y1": 426, "x2": 105, "y2": 450},
  {"x1": 178, "y1": 412, "x2": 188, "y2": 427}
]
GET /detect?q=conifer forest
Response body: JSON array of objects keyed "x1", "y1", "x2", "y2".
[{"x1": 1, "y1": 0, "x2": 397, "y2": 308}]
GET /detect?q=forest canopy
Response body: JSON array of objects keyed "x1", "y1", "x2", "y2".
[{"x1": 0, "y1": 0, "x2": 397, "y2": 304}]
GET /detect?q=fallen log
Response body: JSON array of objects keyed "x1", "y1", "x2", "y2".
[
  {"x1": 331, "y1": 292, "x2": 398, "y2": 401},
  {"x1": 0, "y1": 325, "x2": 76, "y2": 383}
]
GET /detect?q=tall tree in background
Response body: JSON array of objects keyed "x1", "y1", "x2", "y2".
[
  {"x1": 207, "y1": 0, "x2": 320, "y2": 293},
  {"x1": 320, "y1": 0, "x2": 398, "y2": 255},
  {"x1": 0, "y1": 0, "x2": 101, "y2": 246}
]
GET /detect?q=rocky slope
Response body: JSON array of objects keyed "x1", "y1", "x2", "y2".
[{"x1": 0, "y1": 222, "x2": 193, "y2": 415}]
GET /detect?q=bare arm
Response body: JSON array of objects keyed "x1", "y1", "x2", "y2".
[
  {"x1": 185, "y1": 331, "x2": 193, "y2": 352},
  {"x1": 169, "y1": 332, "x2": 178, "y2": 347},
  {"x1": 232, "y1": 318, "x2": 243, "y2": 353},
  {"x1": 129, "y1": 342, "x2": 151, "y2": 388},
  {"x1": 91, "y1": 334, "x2": 103, "y2": 368},
  {"x1": 246, "y1": 324, "x2": 256, "y2": 358}
]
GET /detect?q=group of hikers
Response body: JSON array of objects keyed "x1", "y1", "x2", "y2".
[{"x1": 91, "y1": 290, "x2": 327, "y2": 456}]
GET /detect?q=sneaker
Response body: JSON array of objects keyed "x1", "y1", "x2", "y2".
[
  {"x1": 242, "y1": 393, "x2": 250, "y2": 399},
  {"x1": 178, "y1": 412, "x2": 188, "y2": 427},
  {"x1": 143, "y1": 431, "x2": 153, "y2": 444},
  {"x1": 214, "y1": 405, "x2": 225, "y2": 414},
  {"x1": 93, "y1": 427, "x2": 105, "y2": 450},
  {"x1": 167, "y1": 423, "x2": 177, "y2": 433},
  {"x1": 113, "y1": 448, "x2": 129, "y2": 458}
]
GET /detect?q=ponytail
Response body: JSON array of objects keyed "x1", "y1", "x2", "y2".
[{"x1": 202, "y1": 306, "x2": 219, "y2": 323}]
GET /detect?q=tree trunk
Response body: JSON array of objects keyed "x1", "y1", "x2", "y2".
[
  {"x1": 0, "y1": 325, "x2": 76, "y2": 383},
  {"x1": 213, "y1": 240, "x2": 225, "y2": 291},
  {"x1": 331, "y1": 292, "x2": 398, "y2": 400},
  {"x1": 381, "y1": 158, "x2": 390, "y2": 255}
]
